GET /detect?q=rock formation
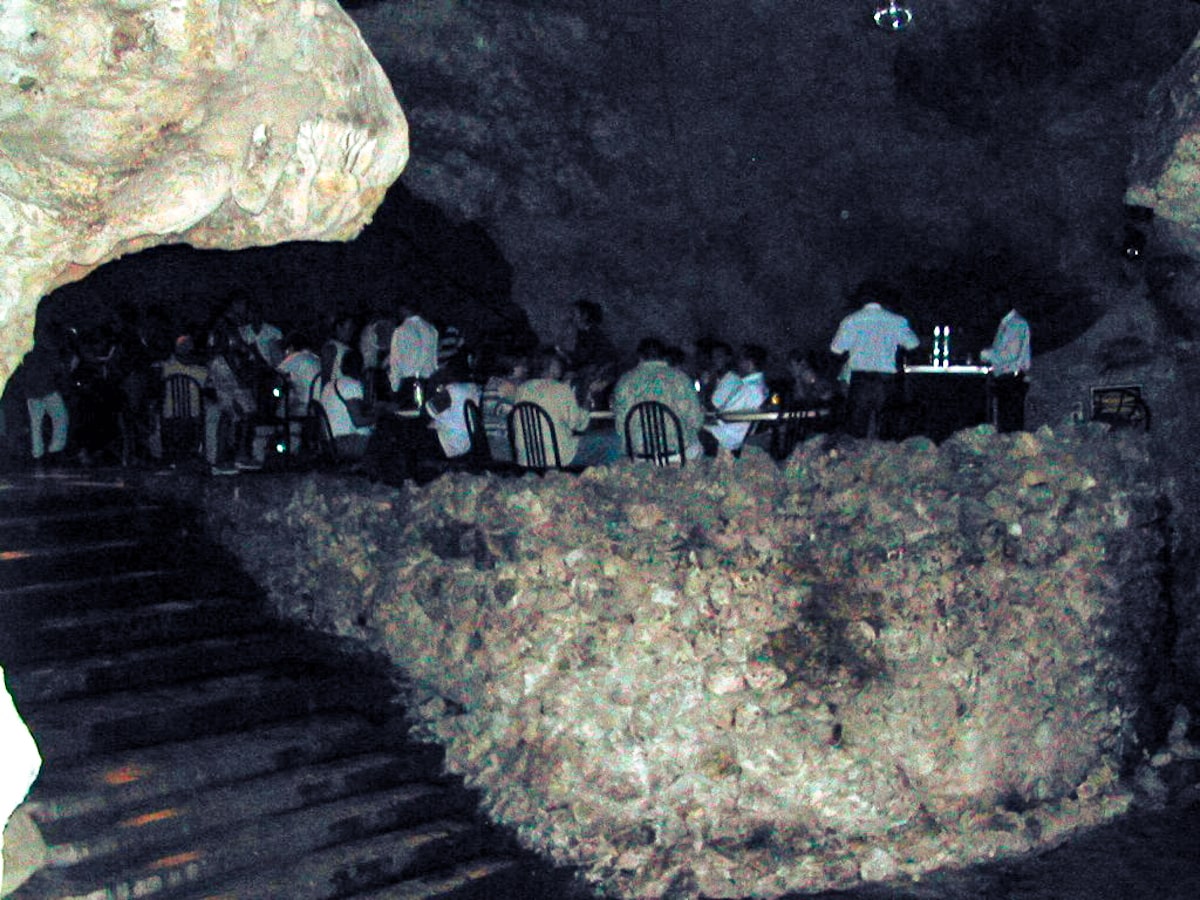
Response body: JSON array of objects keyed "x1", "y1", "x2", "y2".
[
  {"x1": 0, "y1": 0, "x2": 408, "y2": 385},
  {"x1": 181, "y1": 427, "x2": 1168, "y2": 898}
]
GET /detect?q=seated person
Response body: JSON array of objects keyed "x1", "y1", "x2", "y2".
[
  {"x1": 317, "y1": 347, "x2": 375, "y2": 459},
  {"x1": 512, "y1": 348, "x2": 620, "y2": 468},
  {"x1": 277, "y1": 332, "x2": 321, "y2": 417},
  {"x1": 480, "y1": 352, "x2": 529, "y2": 462},
  {"x1": 786, "y1": 349, "x2": 837, "y2": 407},
  {"x1": 363, "y1": 357, "x2": 477, "y2": 483},
  {"x1": 692, "y1": 338, "x2": 734, "y2": 408},
  {"x1": 358, "y1": 315, "x2": 395, "y2": 403},
  {"x1": 425, "y1": 359, "x2": 483, "y2": 459},
  {"x1": 702, "y1": 343, "x2": 769, "y2": 455},
  {"x1": 205, "y1": 326, "x2": 259, "y2": 472},
  {"x1": 612, "y1": 337, "x2": 705, "y2": 461}
]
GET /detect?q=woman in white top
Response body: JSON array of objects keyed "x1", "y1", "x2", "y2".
[{"x1": 317, "y1": 347, "x2": 374, "y2": 459}]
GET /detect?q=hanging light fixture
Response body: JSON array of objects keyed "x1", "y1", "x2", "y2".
[{"x1": 873, "y1": 1, "x2": 913, "y2": 31}]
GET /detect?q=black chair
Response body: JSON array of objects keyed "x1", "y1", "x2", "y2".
[
  {"x1": 769, "y1": 404, "x2": 835, "y2": 461},
  {"x1": 309, "y1": 399, "x2": 340, "y2": 466},
  {"x1": 509, "y1": 401, "x2": 564, "y2": 470},
  {"x1": 160, "y1": 374, "x2": 205, "y2": 463},
  {"x1": 417, "y1": 398, "x2": 500, "y2": 478},
  {"x1": 624, "y1": 400, "x2": 686, "y2": 467}
]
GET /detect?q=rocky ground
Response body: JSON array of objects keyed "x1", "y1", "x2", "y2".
[{"x1": 139, "y1": 421, "x2": 1200, "y2": 899}]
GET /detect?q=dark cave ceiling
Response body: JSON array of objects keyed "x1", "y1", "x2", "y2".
[{"x1": 40, "y1": 0, "x2": 1200, "y2": 364}]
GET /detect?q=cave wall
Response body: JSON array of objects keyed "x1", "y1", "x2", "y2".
[{"x1": 350, "y1": 0, "x2": 1200, "y2": 361}]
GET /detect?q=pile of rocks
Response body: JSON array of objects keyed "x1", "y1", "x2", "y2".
[{"x1": 193, "y1": 425, "x2": 1165, "y2": 898}]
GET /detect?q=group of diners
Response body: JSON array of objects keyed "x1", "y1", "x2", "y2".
[{"x1": 10, "y1": 289, "x2": 842, "y2": 478}]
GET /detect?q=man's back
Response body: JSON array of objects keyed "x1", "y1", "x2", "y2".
[
  {"x1": 830, "y1": 303, "x2": 919, "y2": 374},
  {"x1": 613, "y1": 360, "x2": 704, "y2": 457}
]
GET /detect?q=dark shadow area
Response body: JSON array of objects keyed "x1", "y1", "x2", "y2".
[{"x1": 31, "y1": 181, "x2": 537, "y2": 361}]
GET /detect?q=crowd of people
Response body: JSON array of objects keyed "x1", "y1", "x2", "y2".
[{"x1": 3, "y1": 287, "x2": 1030, "y2": 478}]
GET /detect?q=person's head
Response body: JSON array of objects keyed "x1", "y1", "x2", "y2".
[
  {"x1": 709, "y1": 341, "x2": 734, "y2": 373},
  {"x1": 498, "y1": 352, "x2": 530, "y2": 380},
  {"x1": 333, "y1": 315, "x2": 357, "y2": 344},
  {"x1": 174, "y1": 334, "x2": 198, "y2": 363},
  {"x1": 536, "y1": 347, "x2": 568, "y2": 380},
  {"x1": 283, "y1": 331, "x2": 311, "y2": 355},
  {"x1": 635, "y1": 337, "x2": 668, "y2": 363},
  {"x1": 787, "y1": 349, "x2": 816, "y2": 380},
  {"x1": 664, "y1": 345, "x2": 686, "y2": 368},
  {"x1": 737, "y1": 344, "x2": 767, "y2": 375},
  {"x1": 572, "y1": 299, "x2": 603, "y2": 330}
]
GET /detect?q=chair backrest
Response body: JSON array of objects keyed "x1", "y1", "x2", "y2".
[
  {"x1": 462, "y1": 398, "x2": 489, "y2": 461},
  {"x1": 309, "y1": 399, "x2": 340, "y2": 464},
  {"x1": 508, "y1": 401, "x2": 563, "y2": 469},
  {"x1": 768, "y1": 404, "x2": 833, "y2": 461},
  {"x1": 160, "y1": 374, "x2": 205, "y2": 462},
  {"x1": 625, "y1": 400, "x2": 685, "y2": 467},
  {"x1": 163, "y1": 374, "x2": 203, "y2": 420}
]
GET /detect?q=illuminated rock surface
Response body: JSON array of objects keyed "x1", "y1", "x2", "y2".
[
  {"x1": 0, "y1": 0, "x2": 408, "y2": 385},
  {"x1": 187, "y1": 426, "x2": 1166, "y2": 898}
]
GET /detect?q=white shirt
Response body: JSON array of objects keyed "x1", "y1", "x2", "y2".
[
  {"x1": 981, "y1": 309, "x2": 1031, "y2": 375},
  {"x1": 706, "y1": 370, "x2": 768, "y2": 451},
  {"x1": 388, "y1": 315, "x2": 439, "y2": 390},
  {"x1": 320, "y1": 376, "x2": 372, "y2": 439},
  {"x1": 427, "y1": 382, "x2": 483, "y2": 457},
  {"x1": 830, "y1": 302, "x2": 920, "y2": 375},
  {"x1": 277, "y1": 349, "x2": 321, "y2": 415},
  {"x1": 238, "y1": 322, "x2": 284, "y2": 368},
  {"x1": 359, "y1": 319, "x2": 393, "y2": 371}
]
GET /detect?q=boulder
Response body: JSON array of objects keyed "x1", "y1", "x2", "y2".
[
  {"x1": 0, "y1": 0, "x2": 408, "y2": 385},
  {"x1": 182, "y1": 425, "x2": 1167, "y2": 898}
]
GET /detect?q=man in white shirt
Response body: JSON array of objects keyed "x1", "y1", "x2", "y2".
[
  {"x1": 703, "y1": 344, "x2": 769, "y2": 454},
  {"x1": 830, "y1": 295, "x2": 919, "y2": 439},
  {"x1": 388, "y1": 303, "x2": 439, "y2": 406},
  {"x1": 981, "y1": 302, "x2": 1031, "y2": 432}
]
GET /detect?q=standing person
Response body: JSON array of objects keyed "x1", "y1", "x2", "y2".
[
  {"x1": 980, "y1": 300, "x2": 1032, "y2": 432},
  {"x1": 388, "y1": 302, "x2": 439, "y2": 408},
  {"x1": 829, "y1": 292, "x2": 919, "y2": 439},
  {"x1": 21, "y1": 329, "x2": 73, "y2": 467},
  {"x1": 612, "y1": 337, "x2": 705, "y2": 461},
  {"x1": 702, "y1": 344, "x2": 769, "y2": 455}
]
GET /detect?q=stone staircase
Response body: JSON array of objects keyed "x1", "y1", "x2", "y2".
[{"x1": 0, "y1": 474, "x2": 586, "y2": 900}]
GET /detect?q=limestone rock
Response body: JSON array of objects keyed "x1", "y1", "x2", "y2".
[
  {"x1": 0, "y1": 0, "x2": 408, "y2": 385},
  {"x1": 1127, "y1": 34, "x2": 1200, "y2": 257},
  {"x1": 181, "y1": 426, "x2": 1166, "y2": 899}
]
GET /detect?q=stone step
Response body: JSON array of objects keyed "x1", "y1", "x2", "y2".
[
  {"x1": 0, "y1": 594, "x2": 272, "y2": 665},
  {"x1": 0, "y1": 566, "x2": 196, "y2": 617},
  {"x1": 348, "y1": 858, "x2": 530, "y2": 900},
  {"x1": 5, "y1": 632, "x2": 309, "y2": 704},
  {"x1": 0, "y1": 537, "x2": 187, "y2": 587},
  {"x1": 13, "y1": 790, "x2": 484, "y2": 900},
  {"x1": 21, "y1": 667, "x2": 381, "y2": 763},
  {"x1": 28, "y1": 712, "x2": 422, "y2": 824},
  {"x1": 39, "y1": 753, "x2": 466, "y2": 867},
  {"x1": 170, "y1": 826, "x2": 507, "y2": 900},
  {"x1": 0, "y1": 502, "x2": 182, "y2": 545}
]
